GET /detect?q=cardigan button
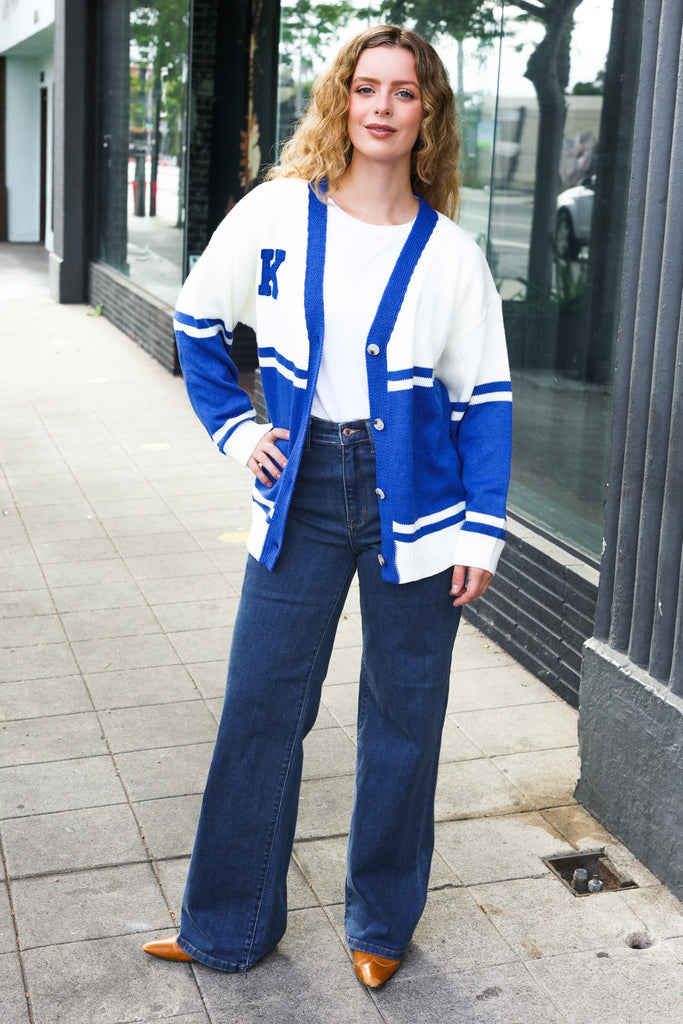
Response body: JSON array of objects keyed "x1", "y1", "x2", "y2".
[
  {"x1": 367, "y1": 344, "x2": 380, "y2": 356},
  {"x1": 378, "y1": 554, "x2": 386, "y2": 566},
  {"x1": 373, "y1": 418, "x2": 385, "y2": 431},
  {"x1": 375, "y1": 487, "x2": 385, "y2": 499}
]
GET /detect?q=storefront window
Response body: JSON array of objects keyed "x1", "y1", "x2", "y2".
[
  {"x1": 278, "y1": 0, "x2": 637, "y2": 562},
  {"x1": 491, "y1": 0, "x2": 634, "y2": 560},
  {"x1": 97, "y1": 0, "x2": 190, "y2": 308}
]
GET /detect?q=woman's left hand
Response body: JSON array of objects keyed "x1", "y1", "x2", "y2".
[{"x1": 450, "y1": 565, "x2": 493, "y2": 606}]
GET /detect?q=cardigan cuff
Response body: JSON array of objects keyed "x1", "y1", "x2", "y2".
[
  {"x1": 452, "y1": 530, "x2": 505, "y2": 576},
  {"x1": 222, "y1": 418, "x2": 272, "y2": 465}
]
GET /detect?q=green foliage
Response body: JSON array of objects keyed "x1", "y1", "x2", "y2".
[
  {"x1": 361, "y1": 0, "x2": 499, "y2": 45},
  {"x1": 129, "y1": 2, "x2": 190, "y2": 160},
  {"x1": 279, "y1": 0, "x2": 358, "y2": 72}
]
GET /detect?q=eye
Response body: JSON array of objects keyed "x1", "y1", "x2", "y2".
[
  {"x1": 356, "y1": 85, "x2": 374, "y2": 95},
  {"x1": 397, "y1": 89, "x2": 416, "y2": 100}
]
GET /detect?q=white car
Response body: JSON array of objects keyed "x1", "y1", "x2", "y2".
[{"x1": 555, "y1": 177, "x2": 595, "y2": 260}]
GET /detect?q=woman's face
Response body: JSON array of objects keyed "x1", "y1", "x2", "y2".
[{"x1": 347, "y1": 46, "x2": 424, "y2": 170}]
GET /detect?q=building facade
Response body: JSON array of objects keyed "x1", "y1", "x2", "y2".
[{"x1": 1, "y1": 0, "x2": 681, "y2": 896}]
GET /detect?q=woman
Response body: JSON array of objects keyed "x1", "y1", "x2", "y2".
[{"x1": 144, "y1": 24, "x2": 511, "y2": 988}]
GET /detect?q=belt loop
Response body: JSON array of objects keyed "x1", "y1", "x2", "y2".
[
  {"x1": 365, "y1": 419, "x2": 375, "y2": 454},
  {"x1": 304, "y1": 419, "x2": 311, "y2": 451}
]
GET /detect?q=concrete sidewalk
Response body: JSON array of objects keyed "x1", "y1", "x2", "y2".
[{"x1": 0, "y1": 242, "x2": 681, "y2": 1024}]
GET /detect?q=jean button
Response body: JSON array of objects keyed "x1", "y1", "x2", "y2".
[
  {"x1": 378, "y1": 554, "x2": 386, "y2": 566},
  {"x1": 367, "y1": 344, "x2": 380, "y2": 356},
  {"x1": 373, "y1": 418, "x2": 385, "y2": 431},
  {"x1": 375, "y1": 487, "x2": 385, "y2": 499}
]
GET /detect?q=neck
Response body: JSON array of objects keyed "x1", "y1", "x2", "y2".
[{"x1": 329, "y1": 155, "x2": 418, "y2": 225}]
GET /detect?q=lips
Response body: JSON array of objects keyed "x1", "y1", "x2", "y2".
[{"x1": 364, "y1": 123, "x2": 397, "y2": 138}]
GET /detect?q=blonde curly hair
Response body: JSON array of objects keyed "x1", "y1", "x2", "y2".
[{"x1": 267, "y1": 25, "x2": 461, "y2": 219}]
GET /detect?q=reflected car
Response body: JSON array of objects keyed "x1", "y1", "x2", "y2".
[{"x1": 555, "y1": 176, "x2": 595, "y2": 260}]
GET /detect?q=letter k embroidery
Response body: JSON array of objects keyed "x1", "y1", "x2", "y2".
[{"x1": 258, "y1": 248, "x2": 286, "y2": 299}]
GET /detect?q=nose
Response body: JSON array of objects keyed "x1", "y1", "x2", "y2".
[{"x1": 374, "y1": 105, "x2": 391, "y2": 117}]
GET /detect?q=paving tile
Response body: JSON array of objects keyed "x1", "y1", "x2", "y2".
[
  {"x1": 194, "y1": 907, "x2": 383, "y2": 1024},
  {"x1": 293, "y1": 836, "x2": 349, "y2": 907},
  {"x1": 71, "y1": 633, "x2": 181, "y2": 674},
  {"x1": 168, "y1": 627, "x2": 232, "y2": 665},
  {"x1": 151, "y1": 597, "x2": 239, "y2": 633},
  {"x1": 125, "y1": 550, "x2": 219, "y2": 581},
  {"x1": 100, "y1": 512, "x2": 186, "y2": 538},
  {"x1": 0, "y1": 883, "x2": 17, "y2": 953},
  {"x1": 0, "y1": 952, "x2": 30, "y2": 1024},
  {"x1": 0, "y1": 565, "x2": 45, "y2": 593},
  {"x1": 184, "y1": 660, "x2": 227, "y2": 700},
  {"x1": 321, "y1": 681, "x2": 360, "y2": 726},
  {"x1": 0, "y1": 589, "x2": 55, "y2": 618},
  {"x1": 0, "y1": 675, "x2": 91, "y2": 720},
  {"x1": 112, "y1": 532, "x2": 201, "y2": 558},
  {"x1": 493, "y1": 747, "x2": 580, "y2": 808},
  {"x1": 0, "y1": 756, "x2": 125, "y2": 818},
  {"x1": 440, "y1": 716, "x2": 486, "y2": 761},
  {"x1": 2, "y1": 804, "x2": 147, "y2": 878},
  {"x1": 435, "y1": 758, "x2": 533, "y2": 821},
  {"x1": 435, "y1": 812, "x2": 570, "y2": 886},
  {"x1": 115, "y1": 742, "x2": 213, "y2": 801},
  {"x1": 61, "y1": 604, "x2": 162, "y2": 642},
  {"x1": 375, "y1": 961, "x2": 567, "y2": 1023},
  {"x1": 0, "y1": 711, "x2": 108, "y2": 766},
  {"x1": 302, "y1": 727, "x2": 357, "y2": 780},
  {"x1": 448, "y1": 663, "x2": 559, "y2": 712},
  {"x1": 22, "y1": 932, "x2": 206, "y2": 1024},
  {"x1": 101, "y1": 702, "x2": 217, "y2": 754},
  {"x1": 296, "y1": 776, "x2": 355, "y2": 841},
  {"x1": 450, "y1": 631, "x2": 518, "y2": 671},
  {"x1": 50, "y1": 581, "x2": 147, "y2": 614},
  {"x1": 32, "y1": 537, "x2": 119, "y2": 564},
  {"x1": 470, "y1": 875, "x2": 649, "y2": 960},
  {"x1": 0, "y1": 544, "x2": 37, "y2": 569},
  {"x1": 527, "y1": 944, "x2": 683, "y2": 1024},
  {"x1": 324, "y1": 647, "x2": 362, "y2": 686},
  {"x1": 12, "y1": 863, "x2": 171, "y2": 948},
  {"x1": 618, "y1": 885, "x2": 683, "y2": 940},
  {"x1": 19, "y1": 502, "x2": 95, "y2": 527},
  {"x1": 134, "y1": 795, "x2": 202, "y2": 861},
  {"x1": 85, "y1": 664, "x2": 199, "y2": 710},
  {"x1": 40, "y1": 558, "x2": 131, "y2": 589},
  {"x1": 0, "y1": 642, "x2": 78, "y2": 683},
  {"x1": 453, "y1": 701, "x2": 578, "y2": 756},
  {"x1": 541, "y1": 802, "x2": 616, "y2": 849},
  {"x1": 137, "y1": 573, "x2": 234, "y2": 606},
  {"x1": 0, "y1": 614, "x2": 66, "y2": 647},
  {"x1": 87, "y1": 497, "x2": 171, "y2": 520},
  {"x1": 23, "y1": 517, "x2": 106, "y2": 543}
]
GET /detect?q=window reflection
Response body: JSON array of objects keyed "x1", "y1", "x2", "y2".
[
  {"x1": 98, "y1": 1, "x2": 190, "y2": 308},
  {"x1": 275, "y1": 0, "x2": 636, "y2": 559}
]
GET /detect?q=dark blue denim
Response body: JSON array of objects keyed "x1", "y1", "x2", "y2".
[{"x1": 177, "y1": 418, "x2": 461, "y2": 971}]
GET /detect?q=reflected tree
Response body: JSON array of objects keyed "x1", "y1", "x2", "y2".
[
  {"x1": 368, "y1": 1, "x2": 499, "y2": 95},
  {"x1": 130, "y1": 1, "x2": 190, "y2": 220},
  {"x1": 508, "y1": 0, "x2": 584, "y2": 302}
]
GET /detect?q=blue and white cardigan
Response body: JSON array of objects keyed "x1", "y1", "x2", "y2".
[{"x1": 174, "y1": 178, "x2": 512, "y2": 584}]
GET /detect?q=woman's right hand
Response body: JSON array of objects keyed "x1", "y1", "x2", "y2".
[{"x1": 247, "y1": 427, "x2": 290, "y2": 487}]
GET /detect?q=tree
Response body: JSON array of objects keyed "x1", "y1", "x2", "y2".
[
  {"x1": 279, "y1": 1, "x2": 357, "y2": 117},
  {"x1": 369, "y1": 0, "x2": 499, "y2": 94},
  {"x1": 508, "y1": 0, "x2": 585, "y2": 302}
]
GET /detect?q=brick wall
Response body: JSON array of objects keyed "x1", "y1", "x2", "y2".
[
  {"x1": 464, "y1": 522, "x2": 598, "y2": 707},
  {"x1": 88, "y1": 261, "x2": 178, "y2": 373}
]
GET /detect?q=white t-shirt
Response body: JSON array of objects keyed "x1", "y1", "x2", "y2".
[{"x1": 311, "y1": 201, "x2": 414, "y2": 422}]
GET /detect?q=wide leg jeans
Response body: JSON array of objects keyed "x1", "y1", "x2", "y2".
[{"x1": 177, "y1": 419, "x2": 461, "y2": 971}]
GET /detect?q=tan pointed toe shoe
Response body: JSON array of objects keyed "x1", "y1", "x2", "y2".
[
  {"x1": 143, "y1": 936, "x2": 194, "y2": 962},
  {"x1": 353, "y1": 950, "x2": 401, "y2": 988}
]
